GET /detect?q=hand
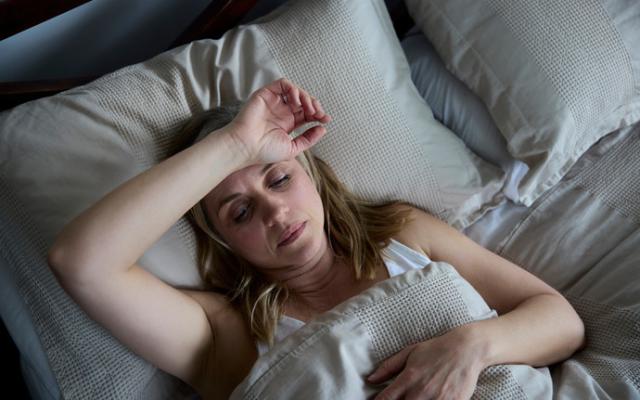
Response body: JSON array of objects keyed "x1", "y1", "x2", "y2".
[
  {"x1": 368, "y1": 326, "x2": 486, "y2": 400},
  {"x1": 225, "y1": 77, "x2": 331, "y2": 165}
]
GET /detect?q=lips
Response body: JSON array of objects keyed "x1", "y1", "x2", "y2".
[{"x1": 278, "y1": 221, "x2": 306, "y2": 247}]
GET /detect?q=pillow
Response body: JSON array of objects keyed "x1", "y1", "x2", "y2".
[
  {"x1": 0, "y1": 0, "x2": 505, "y2": 396},
  {"x1": 400, "y1": 25, "x2": 529, "y2": 203},
  {"x1": 0, "y1": 0, "x2": 507, "y2": 290},
  {"x1": 250, "y1": 0, "x2": 506, "y2": 230},
  {"x1": 230, "y1": 262, "x2": 553, "y2": 399},
  {"x1": 405, "y1": 0, "x2": 640, "y2": 206}
]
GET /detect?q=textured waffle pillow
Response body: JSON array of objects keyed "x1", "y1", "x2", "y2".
[
  {"x1": 0, "y1": 0, "x2": 506, "y2": 290},
  {"x1": 252, "y1": 0, "x2": 506, "y2": 229},
  {"x1": 400, "y1": 26, "x2": 529, "y2": 203},
  {"x1": 405, "y1": 0, "x2": 640, "y2": 206},
  {"x1": 230, "y1": 263, "x2": 552, "y2": 399},
  {"x1": 0, "y1": 1, "x2": 505, "y2": 396}
]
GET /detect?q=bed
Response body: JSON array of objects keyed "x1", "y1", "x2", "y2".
[{"x1": 1, "y1": 0, "x2": 639, "y2": 399}]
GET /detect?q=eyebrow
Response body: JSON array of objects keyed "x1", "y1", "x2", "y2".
[{"x1": 216, "y1": 163, "x2": 275, "y2": 217}]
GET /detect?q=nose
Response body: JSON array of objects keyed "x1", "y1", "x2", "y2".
[{"x1": 262, "y1": 195, "x2": 290, "y2": 227}]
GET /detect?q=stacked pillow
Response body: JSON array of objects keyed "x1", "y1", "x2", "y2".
[
  {"x1": 400, "y1": 25, "x2": 529, "y2": 203},
  {"x1": 405, "y1": 0, "x2": 640, "y2": 206},
  {"x1": 0, "y1": 0, "x2": 508, "y2": 397},
  {"x1": 0, "y1": 0, "x2": 508, "y2": 290}
]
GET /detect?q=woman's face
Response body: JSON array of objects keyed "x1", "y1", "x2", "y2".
[{"x1": 204, "y1": 158, "x2": 326, "y2": 270}]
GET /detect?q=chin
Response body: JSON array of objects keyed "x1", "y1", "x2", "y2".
[{"x1": 285, "y1": 224, "x2": 322, "y2": 262}]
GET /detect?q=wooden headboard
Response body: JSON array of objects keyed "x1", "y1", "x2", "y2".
[{"x1": 0, "y1": 0, "x2": 413, "y2": 111}]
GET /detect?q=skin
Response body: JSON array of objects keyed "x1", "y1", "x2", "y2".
[
  {"x1": 202, "y1": 159, "x2": 364, "y2": 316},
  {"x1": 48, "y1": 78, "x2": 585, "y2": 399}
]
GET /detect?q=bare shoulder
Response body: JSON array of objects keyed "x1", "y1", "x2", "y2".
[
  {"x1": 392, "y1": 205, "x2": 443, "y2": 259},
  {"x1": 180, "y1": 289, "x2": 234, "y2": 320},
  {"x1": 180, "y1": 289, "x2": 258, "y2": 398},
  {"x1": 392, "y1": 205, "x2": 563, "y2": 316}
]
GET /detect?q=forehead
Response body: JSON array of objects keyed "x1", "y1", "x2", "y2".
[{"x1": 210, "y1": 159, "x2": 299, "y2": 198}]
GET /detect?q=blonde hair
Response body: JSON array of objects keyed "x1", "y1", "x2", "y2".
[{"x1": 181, "y1": 104, "x2": 415, "y2": 346}]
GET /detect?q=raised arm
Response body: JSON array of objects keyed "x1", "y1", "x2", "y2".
[
  {"x1": 48, "y1": 127, "x2": 246, "y2": 277},
  {"x1": 48, "y1": 77, "x2": 329, "y2": 275},
  {"x1": 47, "y1": 78, "x2": 330, "y2": 397}
]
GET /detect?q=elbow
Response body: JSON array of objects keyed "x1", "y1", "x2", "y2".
[
  {"x1": 47, "y1": 244, "x2": 84, "y2": 283},
  {"x1": 47, "y1": 245, "x2": 65, "y2": 271},
  {"x1": 558, "y1": 295, "x2": 586, "y2": 355},
  {"x1": 572, "y1": 313, "x2": 587, "y2": 353},
  {"x1": 536, "y1": 294, "x2": 588, "y2": 365},
  {"x1": 47, "y1": 245, "x2": 71, "y2": 281}
]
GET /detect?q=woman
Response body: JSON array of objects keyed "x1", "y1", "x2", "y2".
[{"x1": 48, "y1": 78, "x2": 586, "y2": 400}]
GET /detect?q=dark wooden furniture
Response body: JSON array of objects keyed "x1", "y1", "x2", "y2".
[{"x1": 0, "y1": 0, "x2": 413, "y2": 111}]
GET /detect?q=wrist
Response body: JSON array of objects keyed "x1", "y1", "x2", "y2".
[
  {"x1": 456, "y1": 322, "x2": 493, "y2": 371},
  {"x1": 201, "y1": 126, "x2": 255, "y2": 169}
]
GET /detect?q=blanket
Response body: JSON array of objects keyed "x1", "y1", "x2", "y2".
[
  {"x1": 230, "y1": 262, "x2": 552, "y2": 399},
  {"x1": 466, "y1": 123, "x2": 640, "y2": 399}
]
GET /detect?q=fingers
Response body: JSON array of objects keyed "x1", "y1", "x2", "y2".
[
  {"x1": 312, "y1": 98, "x2": 331, "y2": 123},
  {"x1": 277, "y1": 78, "x2": 302, "y2": 108},
  {"x1": 373, "y1": 372, "x2": 414, "y2": 400},
  {"x1": 300, "y1": 90, "x2": 315, "y2": 119},
  {"x1": 368, "y1": 345, "x2": 415, "y2": 384},
  {"x1": 290, "y1": 124, "x2": 326, "y2": 156},
  {"x1": 273, "y1": 78, "x2": 331, "y2": 124}
]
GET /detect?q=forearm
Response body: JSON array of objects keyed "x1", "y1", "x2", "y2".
[
  {"x1": 48, "y1": 128, "x2": 250, "y2": 277},
  {"x1": 463, "y1": 293, "x2": 586, "y2": 369}
]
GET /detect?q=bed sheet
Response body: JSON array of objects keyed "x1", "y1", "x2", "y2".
[
  {"x1": 229, "y1": 121, "x2": 640, "y2": 400},
  {"x1": 463, "y1": 120, "x2": 637, "y2": 261},
  {"x1": 462, "y1": 122, "x2": 640, "y2": 399}
]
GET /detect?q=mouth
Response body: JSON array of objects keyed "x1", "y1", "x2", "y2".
[{"x1": 277, "y1": 221, "x2": 307, "y2": 247}]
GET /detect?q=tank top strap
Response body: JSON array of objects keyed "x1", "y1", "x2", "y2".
[
  {"x1": 382, "y1": 238, "x2": 432, "y2": 278},
  {"x1": 256, "y1": 239, "x2": 432, "y2": 356}
]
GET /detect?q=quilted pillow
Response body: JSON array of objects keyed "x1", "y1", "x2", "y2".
[
  {"x1": 0, "y1": 0, "x2": 505, "y2": 397},
  {"x1": 0, "y1": 0, "x2": 506, "y2": 290},
  {"x1": 405, "y1": 0, "x2": 640, "y2": 206}
]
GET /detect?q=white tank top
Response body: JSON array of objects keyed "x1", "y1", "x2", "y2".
[{"x1": 256, "y1": 238, "x2": 431, "y2": 357}]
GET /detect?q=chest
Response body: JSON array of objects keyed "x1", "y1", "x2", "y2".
[{"x1": 283, "y1": 260, "x2": 391, "y2": 323}]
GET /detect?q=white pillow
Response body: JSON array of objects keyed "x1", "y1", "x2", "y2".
[
  {"x1": 400, "y1": 26, "x2": 529, "y2": 203},
  {"x1": 251, "y1": 0, "x2": 506, "y2": 229},
  {"x1": 405, "y1": 0, "x2": 640, "y2": 206},
  {"x1": 0, "y1": 0, "x2": 505, "y2": 292},
  {"x1": 401, "y1": 25, "x2": 513, "y2": 170}
]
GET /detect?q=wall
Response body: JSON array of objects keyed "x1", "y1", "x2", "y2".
[
  {"x1": 0, "y1": 0, "x2": 404, "y2": 83},
  {"x1": 0, "y1": 0, "x2": 213, "y2": 82}
]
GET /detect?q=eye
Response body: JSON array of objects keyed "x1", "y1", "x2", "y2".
[
  {"x1": 231, "y1": 174, "x2": 291, "y2": 224},
  {"x1": 232, "y1": 203, "x2": 249, "y2": 223},
  {"x1": 270, "y1": 174, "x2": 290, "y2": 188}
]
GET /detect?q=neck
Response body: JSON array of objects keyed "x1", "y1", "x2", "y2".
[{"x1": 263, "y1": 235, "x2": 354, "y2": 315}]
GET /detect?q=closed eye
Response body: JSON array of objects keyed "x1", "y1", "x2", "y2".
[
  {"x1": 271, "y1": 174, "x2": 290, "y2": 188},
  {"x1": 231, "y1": 174, "x2": 291, "y2": 223},
  {"x1": 233, "y1": 205, "x2": 249, "y2": 223}
]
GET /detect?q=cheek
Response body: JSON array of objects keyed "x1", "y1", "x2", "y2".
[
  {"x1": 223, "y1": 225, "x2": 262, "y2": 250},
  {"x1": 216, "y1": 178, "x2": 322, "y2": 251},
  {"x1": 304, "y1": 184, "x2": 324, "y2": 221}
]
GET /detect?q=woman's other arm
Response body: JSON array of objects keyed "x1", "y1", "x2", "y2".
[
  {"x1": 408, "y1": 207, "x2": 586, "y2": 367},
  {"x1": 368, "y1": 208, "x2": 586, "y2": 399}
]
